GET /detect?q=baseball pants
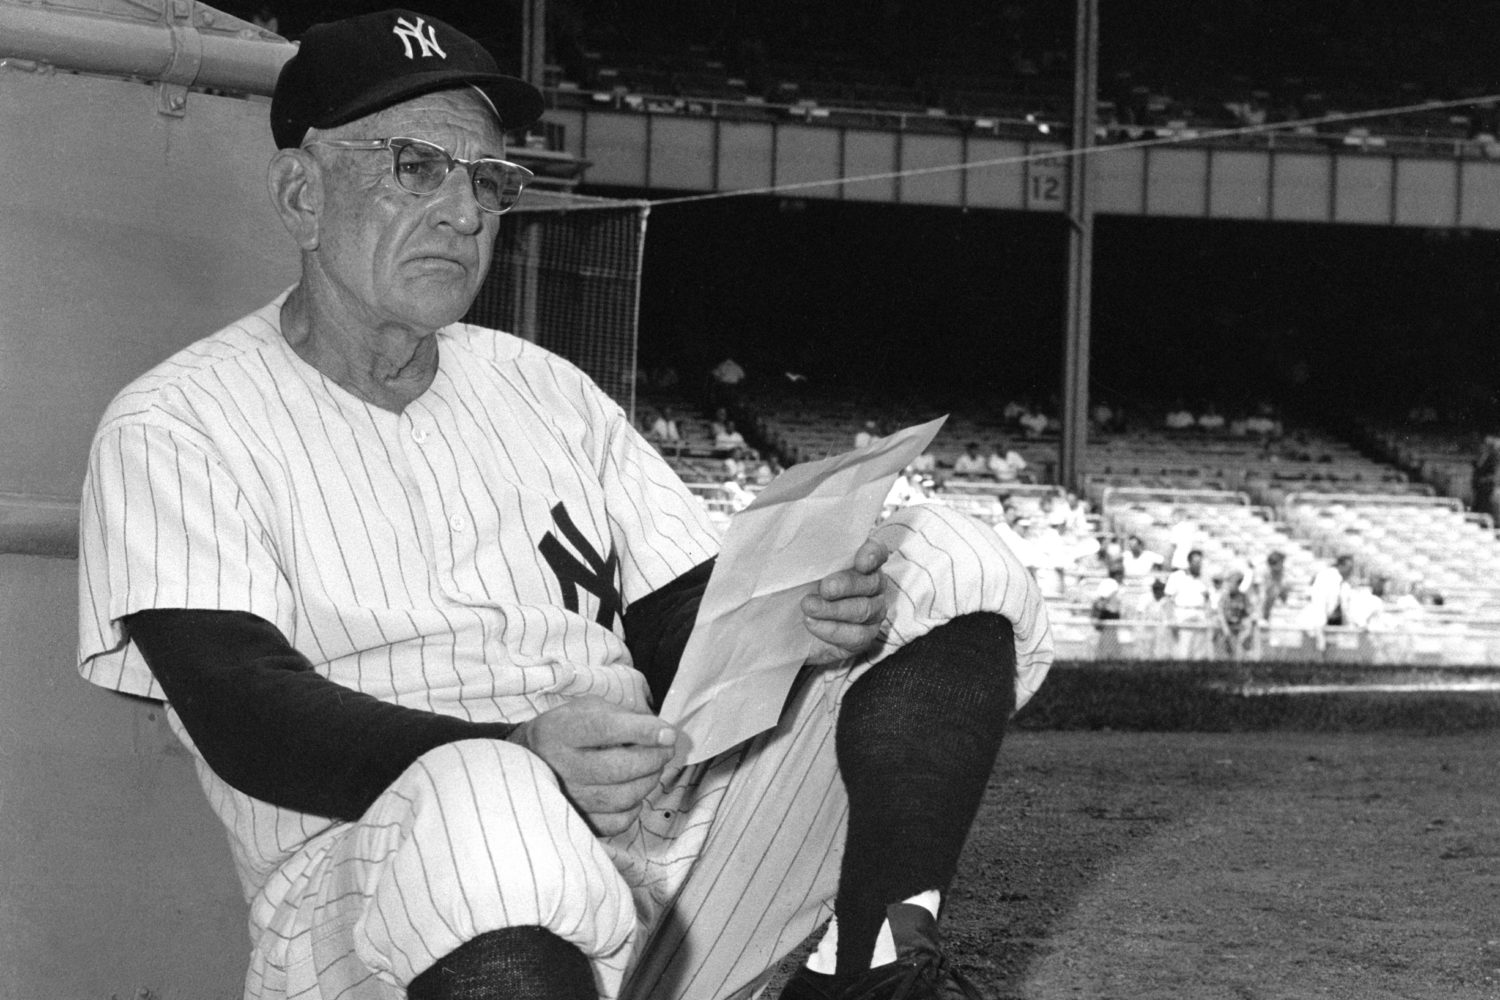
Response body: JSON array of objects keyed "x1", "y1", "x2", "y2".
[{"x1": 243, "y1": 504, "x2": 1053, "y2": 1000}]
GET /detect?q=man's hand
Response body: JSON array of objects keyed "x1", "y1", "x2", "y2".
[
  {"x1": 801, "y1": 537, "x2": 890, "y2": 664},
  {"x1": 510, "y1": 696, "x2": 678, "y2": 837}
]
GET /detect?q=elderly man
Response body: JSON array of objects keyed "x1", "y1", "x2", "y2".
[{"x1": 75, "y1": 11, "x2": 1051, "y2": 1000}]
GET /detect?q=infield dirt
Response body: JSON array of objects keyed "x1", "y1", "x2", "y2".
[
  {"x1": 949, "y1": 728, "x2": 1500, "y2": 999},
  {"x1": 771, "y1": 725, "x2": 1500, "y2": 999}
]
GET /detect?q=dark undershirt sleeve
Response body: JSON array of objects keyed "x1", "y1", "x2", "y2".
[
  {"x1": 621, "y1": 556, "x2": 715, "y2": 710},
  {"x1": 124, "y1": 609, "x2": 517, "y2": 822}
]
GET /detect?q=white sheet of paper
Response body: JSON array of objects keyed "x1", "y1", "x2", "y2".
[{"x1": 657, "y1": 416, "x2": 947, "y2": 764}]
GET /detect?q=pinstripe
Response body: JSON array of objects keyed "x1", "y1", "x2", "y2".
[{"x1": 498, "y1": 755, "x2": 544, "y2": 923}]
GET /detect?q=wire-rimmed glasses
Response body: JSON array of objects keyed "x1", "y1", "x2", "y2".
[{"x1": 302, "y1": 135, "x2": 534, "y2": 214}]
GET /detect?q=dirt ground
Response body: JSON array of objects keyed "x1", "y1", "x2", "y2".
[{"x1": 774, "y1": 730, "x2": 1500, "y2": 999}]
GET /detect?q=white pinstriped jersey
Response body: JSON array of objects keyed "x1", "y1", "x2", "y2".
[{"x1": 76, "y1": 291, "x2": 721, "y2": 899}]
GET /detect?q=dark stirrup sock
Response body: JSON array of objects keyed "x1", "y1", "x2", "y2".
[
  {"x1": 406, "y1": 926, "x2": 597, "y2": 1000},
  {"x1": 831, "y1": 611, "x2": 1018, "y2": 981}
]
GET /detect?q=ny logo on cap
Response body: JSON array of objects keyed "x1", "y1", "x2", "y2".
[{"x1": 392, "y1": 16, "x2": 446, "y2": 59}]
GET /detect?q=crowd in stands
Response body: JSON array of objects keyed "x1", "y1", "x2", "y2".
[{"x1": 635, "y1": 366, "x2": 1500, "y2": 667}]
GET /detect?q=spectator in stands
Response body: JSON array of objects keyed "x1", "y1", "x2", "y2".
[
  {"x1": 707, "y1": 357, "x2": 744, "y2": 409},
  {"x1": 1090, "y1": 399, "x2": 1116, "y2": 433},
  {"x1": 750, "y1": 454, "x2": 781, "y2": 487},
  {"x1": 1140, "y1": 576, "x2": 1174, "y2": 658},
  {"x1": 1214, "y1": 569, "x2": 1256, "y2": 661},
  {"x1": 1038, "y1": 495, "x2": 1066, "y2": 533},
  {"x1": 1253, "y1": 550, "x2": 1290, "y2": 622},
  {"x1": 1243, "y1": 402, "x2": 1282, "y2": 439},
  {"x1": 647, "y1": 406, "x2": 681, "y2": 449},
  {"x1": 1002, "y1": 398, "x2": 1029, "y2": 429},
  {"x1": 1301, "y1": 554, "x2": 1355, "y2": 648},
  {"x1": 854, "y1": 419, "x2": 880, "y2": 449},
  {"x1": 1090, "y1": 562, "x2": 1125, "y2": 623},
  {"x1": 1472, "y1": 436, "x2": 1500, "y2": 520},
  {"x1": 710, "y1": 356, "x2": 745, "y2": 387},
  {"x1": 1312, "y1": 554, "x2": 1355, "y2": 626},
  {"x1": 1015, "y1": 518, "x2": 1066, "y2": 598},
  {"x1": 1165, "y1": 401, "x2": 1197, "y2": 431},
  {"x1": 1061, "y1": 492, "x2": 1091, "y2": 535},
  {"x1": 884, "y1": 466, "x2": 927, "y2": 510},
  {"x1": 1196, "y1": 403, "x2": 1226, "y2": 433},
  {"x1": 987, "y1": 440, "x2": 1028, "y2": 483},
  {"x1": 910, "y1": 447, "x2": 938, "y2": 478},
  {"x1": 720, "y1": 472, "x2": 756, "y2": 513},
  {"x1": 713, "y1": 419, "x2": 747, "y2": 455},
  {"x1": 1166, "y1": 508, "x2": 1201, "y2": 570},
  {"x1": 1344, "y1": 575, "x2": 1390, "y2": 631},
  {"x1": 1164, "y1": 549, "x2": 1214, "y2": 659},
  {"x1": 1019, "y1": 405, "x2": 1050, "y2": 439},
  {"x1": 992, "y1": 508, "x2": 1039, "y2": 575},
  {"x1": 952, "y1": 442, "x2": 988, "y2": 478},
  {"x1": 1122, "y1": 534, "x2": 1164, "y2": 579}
]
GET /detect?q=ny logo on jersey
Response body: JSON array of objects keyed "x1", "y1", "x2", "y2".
[
  {"x1": 392, "y1": 16, "x2": 446, "y2": 60},
  {"x1": 539, "y1": 503, "x2": 622, "y2": 630}
]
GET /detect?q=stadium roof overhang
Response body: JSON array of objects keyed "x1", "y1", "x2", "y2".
[{"x1": 0, "y1": 0, "x2": 589, "y2": 189}]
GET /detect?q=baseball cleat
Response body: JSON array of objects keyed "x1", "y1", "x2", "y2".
[{"x1": 776, "y1": 903, "x2": 989, "y2": 1000}]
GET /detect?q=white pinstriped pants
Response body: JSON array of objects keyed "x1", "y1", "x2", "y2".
[{"x1": 247, "y1": 504, "x2": 1052, "y2": 1000}]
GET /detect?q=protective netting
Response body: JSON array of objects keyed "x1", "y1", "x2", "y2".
[{"x1": 465, "y1": 190, "x2": 649, "y2": 417}]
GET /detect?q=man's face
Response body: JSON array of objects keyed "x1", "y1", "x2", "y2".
[
  {"x1": 1188, "y1": 552, "x2": 1203, "y2": 574},
  {"x1": 1128, "y1": 537, "x2": 1144, "y2": 555},
  {"x1": 308, "y1": 89, "x2": 505, "y2": 333}
]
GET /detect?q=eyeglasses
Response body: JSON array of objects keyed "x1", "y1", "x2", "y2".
[{"x1": 302, "y1": 136, "x2": 534, "y2": 214}]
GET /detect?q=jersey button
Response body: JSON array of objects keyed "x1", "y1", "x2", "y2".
[
  {"x1": 411, "y1": 427, "x2": 429, "y2": 444},
  {"x1": 449, "y1": 514, "x2": 467, "y2": 532}
]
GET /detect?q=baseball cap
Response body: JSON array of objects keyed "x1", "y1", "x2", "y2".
[{"x1": 270, "y1": 9, "x2": 545, "y2": 149}]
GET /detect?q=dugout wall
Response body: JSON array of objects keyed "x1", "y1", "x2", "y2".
[{"x1": 0, "y1": 3, "x2": 639, "y2": 997}]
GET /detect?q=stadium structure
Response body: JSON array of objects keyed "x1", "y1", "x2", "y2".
[{"x1": 2, "y1": 1, "x2": 1498, "y2": 996}]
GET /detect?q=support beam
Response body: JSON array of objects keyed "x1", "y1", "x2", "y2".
[
  {"x1": 1059, "y1": 0, "x2": 1098, "y2": 493},
  {"x1": 521, "y1": 0, "x2": 547, "y2": 91},
  {"x1": 0, "y1": 1, "x2": 293, "y2": 96}
]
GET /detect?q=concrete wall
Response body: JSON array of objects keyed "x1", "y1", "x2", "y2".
[
  {"x1": 549, "y1": 104, "x2": 1500, "y2": 229},
  {"x1": 0, "y1": 66, "x2": 297, "y2": 502},
  {"x1": 0, "y1": 554, "x2": 246, "y2": 1000},
  {"x1": 0, "y1": 65, "x2": 296, "y2": 999}
]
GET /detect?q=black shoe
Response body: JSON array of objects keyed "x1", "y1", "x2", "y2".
[
  {"x1": 776, "y1": 966, "x2": 838, "y2": 1000},
  {"x1": 776, "y1": 904, "x2": 988, "y2": 1000}
]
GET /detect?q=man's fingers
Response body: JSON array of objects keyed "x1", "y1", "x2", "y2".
[
  {"x1": 570, "y1": 710, "x2": 677, "y2": 751},
  {"x1": 801, "y1": 592, "x2": 884, "y2": 625},
  {"x1": 562, "y1": 743, "x2": 675, "y2": 786},
  {"x1": 852, "y1": 538, "x2": 890, "y2": 574},
  {"x1": 804, "y1": 616, "x2": 880, "y2": 651},
  {"x1": 817, "y1": 566, "x2": 887, "y2": 601},
  {"x1": 571, "y1": 772, "x2": 663, "y2": 815}
]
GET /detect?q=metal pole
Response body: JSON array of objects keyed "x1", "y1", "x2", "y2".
[
  {"x1": 521, "y1": 0, "x2": 547, "y2": 91},
  {"x1": 0, "y1": 2, "x2": 293, "y2": 96},
  {"x1": 1059, "y1": 0, "x2": 1098, "y2": 493}
]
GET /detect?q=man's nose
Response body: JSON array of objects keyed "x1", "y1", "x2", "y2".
[{"x1": 431, "y1": 165, "x2": 485, "y2": 234}]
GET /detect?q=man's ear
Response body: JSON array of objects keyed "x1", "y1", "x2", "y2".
[{"x1": 268, "y1": 149, "x2": 323, "y2": 251}]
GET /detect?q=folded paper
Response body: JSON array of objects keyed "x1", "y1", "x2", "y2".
[{"x1": 658, "y1": 416, "x2": 947, "y2": 764}]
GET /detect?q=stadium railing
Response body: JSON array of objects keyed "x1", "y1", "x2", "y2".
[{"x1": 1051, "y1": 619, "x2": 1500, "y2": 666}]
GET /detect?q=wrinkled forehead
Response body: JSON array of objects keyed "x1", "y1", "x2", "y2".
[{"x1": 317, "y1": 87, "x2": 506, "y2": 152}]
